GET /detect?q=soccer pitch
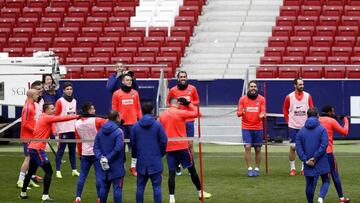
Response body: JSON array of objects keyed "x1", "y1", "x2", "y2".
[{"x1": 0, "y1": 141, "x2": 359, "y2": 203}]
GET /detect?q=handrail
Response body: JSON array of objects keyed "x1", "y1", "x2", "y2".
[
  {"x1": 156, "y1": 68, "x2": 164, "y2": 117},
  {"x1": 63, "y1": 64, "x2": 169, "y2": 68},
  {"x1": 0, "y1": 117, "x2": 21, "y2": 135},
  {"x1": 249, "y1": 64, "x2": 360, "y2": 68}
]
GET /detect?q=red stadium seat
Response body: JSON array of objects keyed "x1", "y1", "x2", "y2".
[
  {"x1": 40, "y1": 17, "x2": 62, "y2": 28},
  {"x1": 348, "y1": 0, "x2": 360, "y2": 6},
  {"x1": 117, "y1": 0, "x2": 138, "y2": 7},
  {"x1": 96, "y1": 0, "x2": 116, "y2": 7},
  {"x1": 319, "y1": 16, "x2": 340, "y2": 26},
  {"x1": 144, "y1": 37, "x2": 165, "y2": 48},
  {"x1": 283, "y1": 56, "x2": 304, "y2": 64},
  {"x1": 0, "y1": 8, "x2": 21, "y2": 18},
  {"x1": 350, "y1": 56, "x2": 360, "y2": 64},
  {"x1": 260, "y1": 56, "x2": 282, "y2": 64},
  {"x1": 22, "y1": 7, "x2": 42, "y2": 19},
  {"x1": 327, "y1": 0, "x2": 346, "y2": 5},
  {"x1": 165, "y1": 37, "x2": 186, "y2": 52},
  {"x1": 67, "y1": 7, "x2": 89, "y2": 18},
  {"x1": 278, "y1": 67, "x2": 300, "y2": 78},
  {"x1": 27, "y1": 0, "x2": 48, "y2": 10},
  {"x1": 174, "y1": 16, "x2": 195, "y2": 32},
  {"x1": 160, "y1": 47, "x2": 183, "y2": 61},
  {"x1": 301, "y1": 66, "x2": 323, "y2": 78},
  {"x1": 110, "y1": 56, "x2": 133, "y2": 64},
  {"x1": 279, "y1": 6, "x2": 300, "y2": 16},
  {"x1": 58, "y1": 27, "x2": 80, "y2": 38},
  {"x1": 312, "y1": 36, "x2": 333, "y2": 47},
  {"x1": 294, "y1": 26, "x2": 315, "y2": 36},
  {"x1": 138, "y1": 47, "x2": 159, "y2": 58},
  {"x1": 24, "y1": 47, "x2": 46, "y2": 56},
  {"x1": 86, "y1": 17, "x2": 107, "y2": 28},
  {"x1": 309, "y1": 46, "x2": 330, "y2": 56},
  {"x1": 72, "y1": 0, "x2": 93, "y2": 9},
  {"x1": 337, "y1": 26, "x2": 359, "y2": 37},
  {"x1": 179, "y1": 6, "x2": 199, "y2": 23},
  {"x1": 64, "y1": 67, "x2": 82, "y2": 78},
  {"x1": 108, "y1": 16, "x2": 129, "y2": 27},
  {"x1": 328, "y1": 56, "x2": 349, "y2": 64},
  {"x1": 8, "y1": 37, "x2": 28, "y2": 48},
  {"x1": 113, "y1": 6, "x2": 135, "y2": 17},
  {"x1": 170, "y1": 26, "x2": 191, "y2": 45},
  {"x1": 51, "y1": 47, "x2": 69, "y2": 58},
  {"x1": 66, "y1": 57, "x2": 88, "y2": 65},
  {"x1": 31, "y1": 37, "x2": 52, "y2": 48},
  {"x1": 150, "y1": 67, "x2": 174, "y2": 78},
  {"x1": 44, "y1": 7, "x2": 65, "y2": 18},
  {"x1": 50, "y1": 0, "x2": 71, "y2": 9},
  {"x1": 5, "y1": 0, "x2": 25, "y2": 8},
  {"x1": 104, "y1": 66, "x2": 116, "y2": 77},
  {"x1": 149, "y1": 27, "x2": 168, "y2": 38},
  {"x1": 116, "y1": 47, "x2": 137, "y2": 57},
  {"x1": 256, "y1": 66, "x2": 278, "y2": 78},
  {"x1": 17, "y1": 17, "x2": 38, "y2": 29},
  {"x1": 53, "y1": 37, "x2": 75, "y2": 47},
  {"x1": 324, "y1": 67, "x2": 346, "y2": 78},
  {"x1": 331, "y1": 47, "x2": 353, "y2": 57},
  {"x1": 287, "y1": 47, "x2": 308, "y2": 57},
  {"x1": 128, "y1": 66, "x2": 151, "y2": 78},
  {"x1": 264, "y1": 47, "x2": 285, "y2": 57},
  {"x1": 121, "y1": 37, "x2": 142, "y2": 48},
  {"x1": 322, "y1": 5, "x2": 343, "y2": 16},
  {"x1": 104, "y1": 27, "x2": 125, "y2": 37},
  {"x1": 83, "y1": 67, "x2": 105, "y2": 78},
  {"x1": 81, "y1": 27, "x2": 102, "y2": 37},
  {"x1": 344, "y1": 5, "x2": 360, "y2": 16},
  {"x1": 12, "y1": 27, "x2": 33, "y2": 38},
  {"x1": 64, "y1": 17, "x2": 85, "y2": 27},
  {"x1": 34, "y1": 27, "x2": 56, "y2": 38},
  {"x1": 93, "y1": 47, "x2": 115, "y2": 57},
  {"x1": 315, "y1": 26, "x2": 337, "y2": 36},
  {"x1": 272, "y1": 26, "x2": 293, "y2": 37},
  {"x1": 303, "y1": 0, "x2": 324, "y2": 5},
  {"x1": 98, "y1": 37, "x2": 121, "y2": 47},
  {"x1": 284, "y1": 0, "x2": 303, "y2": 6},
  {"x1": 71, "y1": 47, "x2": 92, "y2": 58},
  {"x1": 3, "y1": 47, "x2": 24, "y2": 56},
  {"x1": 301, "y1": 6, "x2": 321, "y2": 16},
  {"x1": 305, "y1": 56, "x2": 327, "y2": 64},
  {"x1": 334, "y1": 36, "x2": 355, "y2": 47},
  {"x1": 76, "y1": 37, "x2": 98, "y2": 47},
  {"x1": 340, "y1": 16, "x2": 360, "y2": 26},
  {"x1": 297, "y1": 16, "x2": 319, "y2": 26},
  {"x1": 126, "y1": 27, "x2": 146, "y2": 38},
  {"x1": 0, "y1": 28, "x2": 10, "y2": 38},
  {"x1": 0, "y1": 18, "x2": 15, "y2": 29},
  {"x1": 290, "y1": 36, "x2": 311, "y2": 47},
  {"x1": 133, "y1": 56, "x2": 155, "y2": 64},
  {"x1": 91, "y1": 6, "x2": 112, "y2": 18},
  {"x1": 276, "y1": 16, "x2": 296, "y2": 26},
  {"x1": 353, "y1": 47, "x2": 360, "y2": 56},
  {"x1": 156, "y1": 56, "x2": 178, "y2": 71},
  {"x1": 346, "y1": 67, "x2": 360, "y2": 78}
]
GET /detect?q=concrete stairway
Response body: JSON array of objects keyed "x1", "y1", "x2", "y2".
[{"x1": 180, "y1": 0, "x2": 283, "y2": 79}]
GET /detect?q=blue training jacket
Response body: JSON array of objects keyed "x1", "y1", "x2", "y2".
[
  {"x1": 131, "y1": 114, "x2": 168, "y2": 175},
  {"x1": 296, "y1": 117, "x2": 330, "y2": 177},
  {"x1": 94, "y1": 120, "x2": 125, "y2": 180}
]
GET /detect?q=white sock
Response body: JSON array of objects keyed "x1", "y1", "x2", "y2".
[
  {"x1": 76, "y1": 197, "x2": 81, "y2": 201},
  {"x1": 318, "y1": 197, "x2": 323, "y2": 203},
  {"x1": 301, "y1": 162, "x2": 304, "y2": 171},
  {"x1": 248, "y1": 167, "x2": 253, "y2": 171},
  {"x1": 42, "y1": 194, "x2": 49, "y2": 200},
  {"x1": 290, "y1": 161, "x2": 296, "y2": 170},
  {"x1": 131, "y1": 158, "x2": 137, "y2": 168},
  {"x1": 254, "y1": 167, "x2": 260, "y2": 171},
  {"x1": 18, "y1": 172, "x2": 26, "y2": 182},
  {"x1": 170, "y1": 194, "x2": 175, "y2": 201},
  {"x1": 72, "y1": 169, "x2": 78, "y2": 172}
]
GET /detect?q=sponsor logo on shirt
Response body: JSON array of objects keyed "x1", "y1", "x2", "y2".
[
  {"x1": 122, "y1": 99, "x2": 134, "y2": 105},
  {"x1": 246, "y1": 106, "x2": 259, "y2": 112},
  {"x1": 178, "y1": 96, "x2": 191, "y2": 101}
]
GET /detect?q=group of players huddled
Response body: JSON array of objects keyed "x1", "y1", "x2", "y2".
[
  {"x1": 16, "y1": 63, "x2": 211, "y2": 203},
  {"x1": 15, "y1": 62, "x2": 351, "y2": 203}
]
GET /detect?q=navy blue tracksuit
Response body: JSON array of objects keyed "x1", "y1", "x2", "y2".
[
  {"x1": 296, "y1": 117, "x2": 330, "y2": 203},
  {"x1": 94, "y1": 121, "x2": 125, "y2": 203},
  {"x1": 130, "y1": 114, "x2": 167, "y2": 203}
]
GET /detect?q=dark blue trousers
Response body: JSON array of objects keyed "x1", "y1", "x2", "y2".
[
  {"x1": 56, "y1": 132, "x2": 77, "y2": 171},
  {"x1": 100, "y1": 176, "x2": 123, "y2": 203},
  {"x1": 305, "y1": 174, "x2": 330, "y2": 203},
  {"x1": 76, "y1": 155, "x2": 101, "y2": 198},
  {"x1": 136, "y1": 171, "x2": 162, "y2": 203},
  {"x1": 328, "y1": 153, "x2": 345, "y2": 198}
]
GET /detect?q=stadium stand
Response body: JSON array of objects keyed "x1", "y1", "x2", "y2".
[
  {"x1": 0, "y1": 0, "x2": 205, "y2": 79},
  {"x1": 259, "y1": 0, "x2": 360, "y2": 79}
]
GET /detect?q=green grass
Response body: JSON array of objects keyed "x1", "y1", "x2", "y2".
[{"x1": 0, "y1": 142, "x2": 359, "y2": 203}]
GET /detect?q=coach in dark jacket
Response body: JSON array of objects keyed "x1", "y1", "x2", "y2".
[
  {"x1": 296, "y1": 107, "x2": 330, "y2": 203},
  {"x1": 94, "y1": 110, "x2": 125, "y2": 203},
  {"x1": 131, "y1": 102, "x2": 167, "y2": 203}
]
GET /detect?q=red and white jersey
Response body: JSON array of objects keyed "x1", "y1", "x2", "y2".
[
  {"x1": 288, "y1": 91, "x2": 310, "y2": 129},
  {"x1": 34, "y1": 98, "x2": 44, "y2": 121},
  {"x1": 55, "y1": 97, "x2": 77, "y2": 133},
  {"x1": 75, "y1": 117, "x2": 106, "y2": 156}
]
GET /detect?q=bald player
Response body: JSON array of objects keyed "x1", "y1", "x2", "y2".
[{"x1": 16, "y1": 89, "x2": 41, "y2": 189}]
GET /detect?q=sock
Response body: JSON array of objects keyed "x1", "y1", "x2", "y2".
[
  {"x1": 42, "y1": 194, "x2": 49, "y2": 200},
  {"x1": 76, "y1": 197, "x2": 81, "y2": 201},
  {"x1": 290, "y1": 161, "x2": 296, "y2": 170},
  {"x1": 254, "y1": 167, "x2": 260, "y2": 171},
  {"x1": 170, "y1": 194, "x2": 175, "y2": 201},
  {"x1": 248, "y1": 167, "x2": 253, "y2": 171},
  {"x1": 318, "y1": 197, "x2": 323, "y2": 203},
  {"x1": 20, "y1": 192, "x2": 27, "y2": 197},
  {"x1": 18, "y1": 172, "x2": 26, "y2": 182},
  {"x1": 131, "y1": 158, "x2": 137, "y2": 168},
  {"x1": 301, "y1": 162, "x2": 304, "y2": 171},
  {"x1": 72, "y1": 169, "x2": 78, "y2": 172}
]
